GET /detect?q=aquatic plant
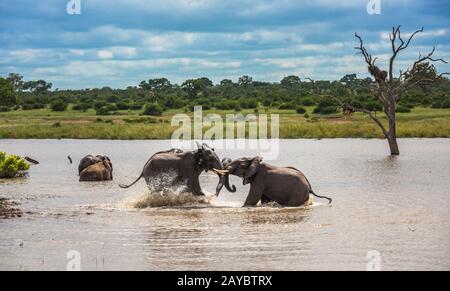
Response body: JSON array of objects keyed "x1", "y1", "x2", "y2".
[{"x1": 0, "y1": 151, "x2": 30, "y2": 179}]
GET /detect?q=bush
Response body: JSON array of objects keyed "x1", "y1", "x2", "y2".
[
  {"x1": 0, "y1": 152, "x2": 30, "y2": 179},
  {"x1": 240, "y1": 98, "x2": 258, "y2": 109},
  {"x1": 143, "y1": 103, "x2": 164, "y2": 116},
  {"x1": 441, "y1": 98, "x2": 450, "y2": 109},
  {"x1": 313, "y1": 106, "x2": 338, "y2": 115},
  {"x1": 270, "y1": 102, "x2": 281, "y2": 108},
  {"x1": 116, "y1": 102, "x2": 130, "y2": 110},
  {"x1": 50, "y1": 100, "x2": 68, "y2": 112},
  {"x1": 22, "y1": 104, "x2": 34, "y2": 110},
  {"x1": 299, "y1": 97, "x2": 315, "y2": 106},
  {"x1": 96, "y1": 106, "x2": 111, "y2": 116},
  {"x1": 0, "y1": 106, "x2": 11, "y2": 112},
  {"x1": 72, "y1": 103, "x2": 92, "y2": 111},
  {"x1": 129, "y1": 104, "x2": 143, "y2": 110},
  {"x1": 279, "y1": 103, "x2": 296, "y2": 110},
  {"x1": 107, "y1": 104, "x2": 118, "y2": 111},
  {"x1": 313, "y1": 99, "x2": 339, "y2": 115},
  {"x1": 364, "y1": 102, "x2": 382, "y2": 112},
  {"x1": 396, "y1": 105, "x2": 412, "y2": 113},
  {"x1": 296, "y1": 106, "x2": 306, "y2": 114},
  {"x1": 33, "y1": 103, "x2": 46, "y2": 110},
  {"x1": 216, "y1": 100, "x2": 240, "y2": 110},
  {"x1": 94, "y1": 101, "x2": 108, "y2": 110}
]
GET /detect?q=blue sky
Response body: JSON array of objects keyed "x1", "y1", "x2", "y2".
[{"x1": 0, "y1": 0, "x2": 449, "y2": 89}]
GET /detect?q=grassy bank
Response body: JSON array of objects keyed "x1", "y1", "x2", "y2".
[{"x1": 0, "y1": 107, "x2": 449, "y2": 139}]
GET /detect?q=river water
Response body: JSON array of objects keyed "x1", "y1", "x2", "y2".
[{"x1": 0, "y1": 139, "x2": 449, "y2": 271}]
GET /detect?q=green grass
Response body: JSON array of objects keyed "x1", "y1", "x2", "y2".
[{"x1": 0, "y1": 106, "x2": 449, "y2": 139}]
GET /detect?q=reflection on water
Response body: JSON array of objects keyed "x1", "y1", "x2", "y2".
[{"x1": 0, "y1": 139, "x2": 449, "y2": 271}]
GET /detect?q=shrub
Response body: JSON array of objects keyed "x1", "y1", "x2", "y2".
[
  {"x1": 33, "y1": 103, "x2": 46, "y2": 110},
  {"x1": 299, "y1": 97, "x2": 315, "y2": 106},
  {"x1": 313, "y1": 99, "x2": 339, "y2": 115},
  {"x1": 73, "y1": 103, "x2": 92, "y2": 111},
  {"x1": 396, "y1": 105, "x2": 412, "y2": 113},
  {"x1": 313, "y1": 106, "x2": 338, "y2": 115},
  {"x1": 50, "y1": 99, "x2": 68, "y2": 112},
  {"x1": 94, "y1": 101, "x2": 108, "y2": 110},
  {"x1": 296, "y1": 106, "x2": 307, "y2": 114},
  {"x1": 129, "y1": 104, "x2": 143, "y2": 110},
  {"x1": 262, "y1": 99, "x2": 272, "y2": 107},
  {"x1": 0, "y1": 152, "x2": 30, "y2": 179},
  {"x1": 364, "y1": 101, "x2": 382, "y2": 112},
  {"x1": 270, "y1": 102, "x2": 281, "y2": 108},
  {"x1": 22, "y1": 104, "x2": 34, "y2": 110},
  {"x1": 107, "y1": 104, "x2": 118, "y2": 111},
  {"x1": 279, "y1": 103, "x2": 296, "y2": 110},
  {"x1": 240, "y1": 98, "x2": 258, "y2": 109},
  {"x1": 116, "y1": 102, "x2": 130, "y2": 110},
  {"x1": 143, "y1": 103, "x2": 164, "y2": 116},
  {"x1": 0, "y1": 106, "x2": 11, "y2": 112},
  {"x1": 96, "y1": 106, "x2": 111, "y2": 116},
  {"x1": 441, "y1": 98, "x2": 450, "y2": 109},
  {"x1": 216, "y1": 100, "x2": 240, "y2": 110}
]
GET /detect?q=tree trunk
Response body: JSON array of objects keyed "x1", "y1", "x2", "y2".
[
  {"x1": 388, "y1": 134, "x2": 400, "y2": 156},
  {"x1": 387, "y1": 106, "x2": 400, "y2": 156}
]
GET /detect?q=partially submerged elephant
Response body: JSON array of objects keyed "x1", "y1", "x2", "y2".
[
  {"x1": 78, "y1": 155, "x2": 113, "y2": 182},
  {"x1": 120, "y1": 143, "x2": 236, "y2": 196},
  {"x1": 78, "y1": 155, "x2": 112, "y2": 175},
  {"x1": 215, "y1": 157, "x2": 332, "y2": 207}
]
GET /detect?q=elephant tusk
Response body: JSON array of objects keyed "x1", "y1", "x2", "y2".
[{"x1": 213, "y1": 168, "x2": 229, "y2": 176}]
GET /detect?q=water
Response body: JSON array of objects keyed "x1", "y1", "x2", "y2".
[{"x1": 0, "y1": 139, "x2": 449, "y2": 271}]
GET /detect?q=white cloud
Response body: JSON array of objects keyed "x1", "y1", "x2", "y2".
[
  {"x1": 380, "y1": 28, "x2": 448, "y2": 41},
  {"x1": 97, "y1": 50, "x2": 114, "y2": 59}
]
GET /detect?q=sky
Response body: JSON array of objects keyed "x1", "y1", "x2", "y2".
[{"x1": 0, "y1": 0, "x2": 449, "y2": 89}]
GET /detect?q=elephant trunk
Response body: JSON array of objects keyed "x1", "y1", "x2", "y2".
[
  {"x1": 215, "y1": 173, "x2": 236, "y2": 196},
  {"x1": 214, "y1": 158, "x2": 236, "y2": 196}
]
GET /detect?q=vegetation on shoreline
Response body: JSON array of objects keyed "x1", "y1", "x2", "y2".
[
  {"x1": 0, "y1": 152, "x2": 30, "y2": 178},
  {"x1": 1, "y1": 70, "x2": 449, "y2": 140},
  {"x1": 0, "y1": 107, "x2": 448, "y2": 139}
]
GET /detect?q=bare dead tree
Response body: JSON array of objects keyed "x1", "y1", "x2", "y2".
[{"x1": 332, "y1": 26, "x2": 447, "y2": 155}]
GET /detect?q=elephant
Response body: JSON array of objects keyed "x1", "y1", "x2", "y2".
[
  {"x1": 78, "y1": 155, "x2": 112, "y2": 176},
  {"x1": 79, "y1": 159, "x2": 113, "y2": 182},
  {"x1": 215, "y1": 156, "x2": 332, "y2": 207},
  {"x1": 119, "y1": 143, "x2": 236, "y2": 196}
]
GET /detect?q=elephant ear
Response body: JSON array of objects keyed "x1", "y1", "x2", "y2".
[
  {"x1": 243, "y1": 156, "x2": 263, "y2": 185},
  {"x1": 196, "y1": 141, "x2": 204, "y2": 152}
]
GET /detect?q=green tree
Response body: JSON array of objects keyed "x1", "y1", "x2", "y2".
[
  {"x1": 23, "y1": 80, "x2": 52, "y2": 95},
  {"x1": 50, "y1": 99, "x2": 68, "y2": 112},
  {"x1": 0, "y1": 78, "x2": 18, "y2": 107},
  {"x1": 238, "y1": 75, "x2": 253, "y2": 87},
  {"x1": 281, "y1": 76, "x2": 301, "y2": 89},
  {"x1": 6, "y1": 73, "x2": 25, "y2": 92},
  {"x1": 143, "y1": 103, "x2": 163, "y2": 116}
]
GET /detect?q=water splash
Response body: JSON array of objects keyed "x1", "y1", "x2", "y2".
[{"x1": 133, "y1": 186, "x2": 213, "y2": 209}]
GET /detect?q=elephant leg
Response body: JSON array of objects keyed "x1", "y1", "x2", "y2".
[
  {"x1": 188, "y1": 176, "x2": 205, "y2": 196},
  {"x1": 261, "y1": 195, "x2": 273, "y2": 204},
  {"x1": 244, "y1": 183, "x2": 265, "y2": 207}
]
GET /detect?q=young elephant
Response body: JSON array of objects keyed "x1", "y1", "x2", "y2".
[
  {"x1": 79, "y1": 159, "x2": 113, "y2": 182},
  {"x1": 78, "y1": 155, "x2": 112, "y2": 175},
  {"x1": 119, "y1": 143, "x2": 236, "y2": 196},
  {"x1": 216, "y1": 157, "x2": 332, "y2": 207}
]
